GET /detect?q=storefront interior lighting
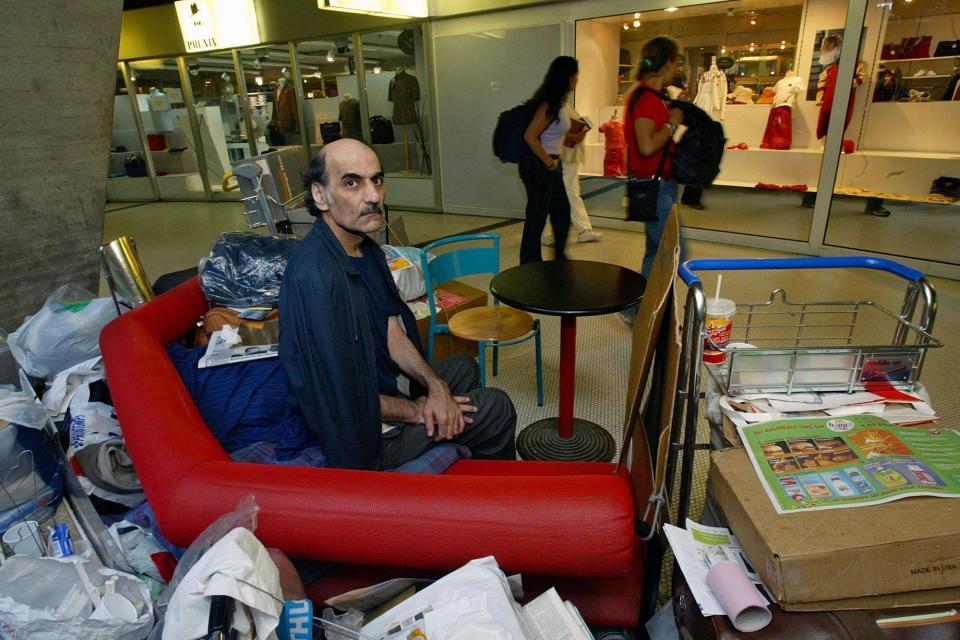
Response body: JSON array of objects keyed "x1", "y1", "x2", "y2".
[
  {"x1": 321, "y1": 0, "x2": 426, "y2": 18},
  {"x1": 326, "y1": 48, "x2": 336, "y2": 62},
  {"x1": 254, "y1": 74, "x2": 263, "y2": 86},
  {"x1": 634, "y1": 12, "x2": 639, "y2": 18},
  {"x1": 750, "y1": 16, "x2": 757, "y2": 25},
  {"x1": 633, "y1": 19, "x2": 641, "y2": 27},
  {"x1": 665, "y1": 6, "x2": 678, "y2": 12},
  {"x1": 623, "y1": 23, "x2": 629, "y2": 30},
  {"x1": 373, "y1": 64, "x2": 382, "y2": 73}
]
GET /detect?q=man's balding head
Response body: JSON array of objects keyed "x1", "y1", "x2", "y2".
[{"x1": 302, "y1": 139, "x2": 382, "y2": 218}]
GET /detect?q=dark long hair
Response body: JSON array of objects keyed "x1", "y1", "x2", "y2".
[
  {"x1": 635, "y1": 37, "x2": 680, "y2": 81},
  {"x1": 527, "y1": 55, "x2": 578, "y2": 121}
]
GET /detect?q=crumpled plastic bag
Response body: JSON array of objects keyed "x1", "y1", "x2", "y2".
[
  {"x1": 147, "y1": 495, "x2": 260, "y2": 640},
  {"x1": 0, "y1": 556, "x2": 154, "y2": 640},
  {"x1": 382, "y1": 245, "x2": 429, "y2": 301},
  {"x1": 199, "y1": 232, "x2": 299, "y2": 308},
  {"x1": 8, "y1": 285, "x2": 117, "y2": 379}
]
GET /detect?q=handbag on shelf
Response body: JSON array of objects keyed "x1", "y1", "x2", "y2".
[
  {"x1": 626, "y1": 145, "x2": 670, "y2": 222},
  {"x1": 934, "y1": 40, "x2": 960, "y2": 57},
  {"x1": 899, "y1": 35, "x2": 932, "y2": 59},
  {"x1": 930, "y1": 176, "x2": 960, "y2": 200},
  {"x1": 880, "y1": 43, "x2": 900, "y2": 60}
]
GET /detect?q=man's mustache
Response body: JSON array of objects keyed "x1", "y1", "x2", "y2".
[{"x1": 361, "y1": 204, "x2": 383, "y2": 215}]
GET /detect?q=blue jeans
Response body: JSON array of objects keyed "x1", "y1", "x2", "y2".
[{"x1": 624, "y1": 179, "x2": 685, "y2": 320}]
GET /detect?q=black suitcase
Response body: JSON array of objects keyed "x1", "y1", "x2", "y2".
[
  {"x1": 319, "y1": 122, "x2": 341, "y2": 144},
  {"x1": 369, "y1": 116, "x2": 395, "y2": 144}
]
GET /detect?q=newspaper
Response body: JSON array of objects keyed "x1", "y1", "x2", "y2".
[
  {"x1": 520, "y1": 587, "x2": 593, "y2": 640},
  {"x1": 663, "y1": 520, "x2": 769, "y2": 617},
  {"x1": 197, "y1": 328, "x2": 279, "y2": 369},
  {"x1": 739, "y1": 415, "x2": 960, "y2": 514}
]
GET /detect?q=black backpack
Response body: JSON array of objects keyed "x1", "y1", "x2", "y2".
[
  {"x1": 369, "y1": 116, "x2": 394, "y2": 144},
  {"x1": 628, "y1": 88, "x2": 726, "y2": 187},
  {"x1": 492, "y1": 104, "x2": 533, "y2": 163}
]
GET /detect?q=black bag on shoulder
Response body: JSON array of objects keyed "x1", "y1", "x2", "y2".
[
  {"x1": 669, "y1": 100, "x2": 726, "y2": 187},
  {"x1": 625, "y1": 87, "x2": 670, "y2": 222},
  {"x1": 493, "y1": 104, "x2": 534, "y2": 164}
]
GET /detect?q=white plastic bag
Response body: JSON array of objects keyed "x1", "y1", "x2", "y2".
[
  {"x1": 383, "y1": 245, "x2": 429, "y2": 301},
  {"x1": 0, "y1": 556, "x2": 154, "y2": 640},
  {"x1": 8, "y1": 285, "x2": 118, "y2": 379}
]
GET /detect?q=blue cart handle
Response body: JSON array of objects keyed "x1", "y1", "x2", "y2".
[{"x1": 679, "y1": 256, "x2": 925, "y2": 286}]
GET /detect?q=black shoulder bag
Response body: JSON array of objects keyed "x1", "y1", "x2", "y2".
[{"x1": 626, "y1": 86, "x2": 671, "y2": 222}]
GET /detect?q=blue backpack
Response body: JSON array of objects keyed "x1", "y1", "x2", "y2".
[{"x1": 492, "y1": 104, "x2": 534, "y2": 163}]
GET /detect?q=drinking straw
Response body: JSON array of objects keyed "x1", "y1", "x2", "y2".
[{"x1": 715, "y1": 274, "x2": 723, "y2": 302}]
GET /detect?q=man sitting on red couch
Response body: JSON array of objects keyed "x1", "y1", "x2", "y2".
[{"x1": 279, "y1": 139, "x2": 517, "y2": 470}]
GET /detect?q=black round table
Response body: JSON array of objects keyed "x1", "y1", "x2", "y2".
[{"x1": 490, "y1": 260, "x2": 646, "y2": 462}]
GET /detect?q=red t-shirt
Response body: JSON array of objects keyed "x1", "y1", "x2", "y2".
[{"x1": 625, "y1": 83, "x2": 674, "y2": 180}]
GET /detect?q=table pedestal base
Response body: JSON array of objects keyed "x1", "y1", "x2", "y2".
[{"x1": 517, "y1": 418, "x2": 616, "y2": 462}]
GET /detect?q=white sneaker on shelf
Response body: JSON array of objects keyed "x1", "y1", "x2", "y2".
[
  {"x1": 577, "y1": 230, "x2": 603, "y2": 243},
  {"x1": 541, "y1": 234, "x2": 555, "y2": 247}
]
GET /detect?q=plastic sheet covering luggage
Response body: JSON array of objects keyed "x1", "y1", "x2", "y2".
[
  {"x1": 8, "y1": 285, "x2": 117, "y2": 380},
  {"x1": 0, "y1": 556, "x2": 154, "y2": 640},
  {"x1": 199, "y1": 232, "x2": 300, "y2": 308}
]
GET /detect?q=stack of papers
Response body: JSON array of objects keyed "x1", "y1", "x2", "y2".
[{"x1": 719, "y1": 384, "x2": 937, "y2": 432}]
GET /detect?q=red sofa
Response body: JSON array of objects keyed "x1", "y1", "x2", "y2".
[{"x1": 99, "y1": 277, "x2": 644, "y2": 627}]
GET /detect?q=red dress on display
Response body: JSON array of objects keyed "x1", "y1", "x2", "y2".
[
  {"x1": 599, "y1": 119, "x2": 626, "y2": 177},
  {"x1": 760, "y1": 106, "x2": 792, "y2": 150},
  {"x1": 816, "y1": 62, "x2": 864, "y2": 139}
]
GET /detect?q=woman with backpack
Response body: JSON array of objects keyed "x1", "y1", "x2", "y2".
[
  {"x1": 620, "y1": 37, "x2": 686, "y2": 328},
  {"x1": 518, "y1": 56, "x2": 586, "y2": 263}
]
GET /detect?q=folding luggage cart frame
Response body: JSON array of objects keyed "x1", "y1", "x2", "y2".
[{"x1": 666, "y1": 256, "x2": 941, "y2": 528}]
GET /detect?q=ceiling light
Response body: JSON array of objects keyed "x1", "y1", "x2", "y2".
[
  {"x1": 633, "y1": 19, "x2": 641, "y2": 27},
  {"x1": 634, "y1": 12, "x2": 639, "y2": 18},
  {"x1": 281, "y1": 67, "x2": 287, "y2": 74},
  {"x1": 780, "y1": 43, "x2": 786, "y2": 50},
  {"x1": 623, "y1": 23, "x2": 629, "y2": 30},
  {"x1": 326, "y1": 48, "x2": 336, "y2": 62},
  {"x1": 129, "y1": 71, "x2": 137, "y2": 81},
  {"x1": 749, "y1": 44, "x2": 755, "y2": 52},
  {"x1": 254, "y1": 75, "x2": 263, "y2": 86},
  {"x1": 665, "y1": 6, "x2": 678, "y2": 12},
  {"x1": 373, "y1": 64, "x2": 382, "y2": 74},
  {"x1": 721, "y1": 47, "x2": 726, "y2": 54},
  {"x1": 750, "y1": 17, "x2": 757, "y2": 25}
]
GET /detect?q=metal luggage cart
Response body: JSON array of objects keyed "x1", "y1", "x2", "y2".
[{"x1": 665, "y1": 256, "x2": 941, "y2": 527}]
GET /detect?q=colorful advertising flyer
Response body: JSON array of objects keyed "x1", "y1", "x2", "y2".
[{"x1": 738, "y1": 415, "x2": 960, "y2": 514}]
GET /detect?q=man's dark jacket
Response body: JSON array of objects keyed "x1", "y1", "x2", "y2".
[{"x1": 279, "y1": 218, "x2": 422, "y2": 470}]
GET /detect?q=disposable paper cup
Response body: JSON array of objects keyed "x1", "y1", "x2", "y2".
[
  {"x1": 2, "y1": 521, "x2": 44, "y2": 557},
  {"x1": 88, "y1": 593, "x2": 139, "y2": 623},
  {"x1": 706, "y1": 560, "x2": 772, "y2": 632},
  {"x1": 704, "y1": 298, "x2": 737, "y2": 364}
]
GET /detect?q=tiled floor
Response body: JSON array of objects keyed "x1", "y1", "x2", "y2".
[{"x1": 103, "y1": 202, "x2": 959, "y2": 523}]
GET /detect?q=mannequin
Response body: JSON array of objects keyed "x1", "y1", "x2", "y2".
[
  {"x1": 760, "y1": 69, "x2": 804, "y2": 150},
  {"x1": 271, "y1": 75, "x2": 298, "y2": 140},
  {"x1": 693, "y1": 56, "x2": 727, "y2": 120},
  {"x1": 598, "y1": 109, "x2": 626, "y2": 177},
  {"x1": 148, "y1": 86, "x2": 174, "y2": 132},
  {"x1": 220, "y1": 74, "x2": 241, "y2": 136},
  {"x1": 389, "y1": 66, "x2": 421, "y2": 172},
  {"x1": 339, "y1": 92, "x2": 362, "y2": 140}
]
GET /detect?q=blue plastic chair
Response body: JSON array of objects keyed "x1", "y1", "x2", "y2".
[{"x1": 420, "y1": 233, "x2": 543, "y2": 406}]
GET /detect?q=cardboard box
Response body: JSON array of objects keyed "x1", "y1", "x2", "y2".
[
  {"x1": 415, "y1": 280, "x2": 487, "y2": 361},
  {"x1": 710, "y1": 447, "x2": 960, "y2": 607}
]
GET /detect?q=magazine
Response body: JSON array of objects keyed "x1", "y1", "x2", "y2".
[{"x1": 739, "y1": 415, "x2": 960, "y2": 514}]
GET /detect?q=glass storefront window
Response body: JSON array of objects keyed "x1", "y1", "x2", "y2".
[
  {"x1": 184, "y1": 52, "x2": 245, "y2": 200},
  {"x1": 108, "y1": 66, "x2": 155, "y2": 201},
  {"x1": 575, "y1": 1, "x2": 848, "y2": 243},
  {"x1": 128, "y1": 58, "x2": 206, "y2": 200},
  {"x1": 236, "y1": 46, "x2": 303, "y2": 152},
  {"x1": 825, "y1": 0, "x2": 960, "y2": 266},
  {"x1": 292, "y1": 38, "x2": 355, "y2": 152}
]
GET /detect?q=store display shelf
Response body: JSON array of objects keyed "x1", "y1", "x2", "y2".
[
  {"x1": 855, "y1": 149, "x2": 960, "y2": 160},
  {"x1": 901, "y1": 74, "x2": 953, "y2": 80},
  {"x1": 881, "y1": 55, "x2": 960, "y2": 63},
  {"x1": 834, "y1": 187, "x2": 960, "y2": 206}
]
